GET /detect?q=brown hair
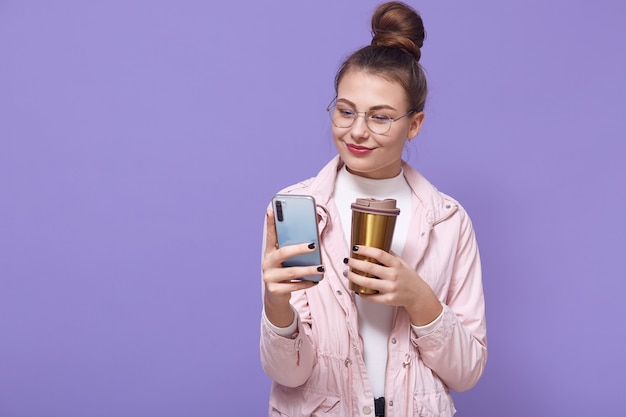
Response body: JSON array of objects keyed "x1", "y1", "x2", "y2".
[{"x1": 334, "y1": 1, "x2": 428, "y2": 112}]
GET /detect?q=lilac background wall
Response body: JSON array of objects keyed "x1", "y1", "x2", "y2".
[{"x1": 1, "y1": 0, "x2": 625, "y2": 416}]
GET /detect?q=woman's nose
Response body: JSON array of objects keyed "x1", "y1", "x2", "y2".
[{"x1": 350, "y1": 115, "x2": 370, "y2": 140}]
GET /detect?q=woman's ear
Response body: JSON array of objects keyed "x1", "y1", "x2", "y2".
[{"x1": 407, "y1": 111, "x2": 425, "y2": 140}]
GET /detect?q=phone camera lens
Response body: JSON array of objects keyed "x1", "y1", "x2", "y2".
[{"x1": 276, "y1": 201, "x2": 284, "y2": 222}]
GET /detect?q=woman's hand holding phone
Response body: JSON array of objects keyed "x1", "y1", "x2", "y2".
[{"x1": 262, "y1": 208, "x2": 324, "y2": 328}]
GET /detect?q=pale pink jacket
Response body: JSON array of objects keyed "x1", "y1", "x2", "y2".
[{"x1": 260, "y1": 156, "x2": 487, "y2": 417}]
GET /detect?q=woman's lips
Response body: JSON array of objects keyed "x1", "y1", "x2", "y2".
[{"x1": 346, "y1": 144, "x2": 373, "y2": 155}]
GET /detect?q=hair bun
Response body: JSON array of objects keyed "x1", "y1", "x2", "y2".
[{"x1": 371, "y1": 1, "x2": 426, "y2": 61}]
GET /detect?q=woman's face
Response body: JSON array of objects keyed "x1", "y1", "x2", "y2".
[{"x1": 332, "y1": 70, "x2": 424, "y2": 179}]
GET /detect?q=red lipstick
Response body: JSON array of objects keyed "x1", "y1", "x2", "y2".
[{"x1": 346, "y1": 144, "x2": 373, "y2": 155}]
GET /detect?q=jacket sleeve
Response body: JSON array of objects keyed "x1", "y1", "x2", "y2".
[
  {"x1": 411, "y1": 207, "x2": 487, "y2": 392},
  {"x1": 260, "y1": 290, "x2": 317, "y2": 387}
]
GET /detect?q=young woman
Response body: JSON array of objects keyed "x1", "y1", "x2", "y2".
[{"x1": 260, "y1": 2, "x2": 487, "y2": 416}]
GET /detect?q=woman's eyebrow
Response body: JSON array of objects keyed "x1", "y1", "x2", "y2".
[
  {"x1": 369, "y1": 104, "x2": 397, "y2": 111},
  {"x1": 336, "y1": 98, "x2": 397, "y2": 111}
]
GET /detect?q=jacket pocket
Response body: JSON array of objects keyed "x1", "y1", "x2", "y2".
[
  {"x1": 270, "y1": 385, "x2": 341, "y2": 417},
  {"x1": 413, "y1": 391, "x2": 456, "y2": 417}
]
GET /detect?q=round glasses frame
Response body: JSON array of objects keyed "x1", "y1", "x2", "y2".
[{"x1": 326, "y1": 97, "x2": 416, "y2": 135}]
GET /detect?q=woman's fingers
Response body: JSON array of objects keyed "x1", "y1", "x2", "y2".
[
  {"x1": 264, "y1": 265, "x2": 321, "y2": 302},
  {"x1": 344, "y1": 267, "x2": 385, "y2": 292},
  {"x1": 342, "y1": 245, "x2": 401, "y2": 293},
  {"x1": 351, "y1": 245, "x2": 398, "y2": 267},
  {"x1": 264, "y1": 209, "x2": 278, "y2": 257},
  {"x1": 265, "y1": 277, "x2": 319, "y2": 294},
  {"x1": 264, "y1": 263, "x2": 324, "y2": 284},
  {"x1": 348, "y1": 257, "x2": 383, "y2": 278},
  {"x1": 262, "y1": 234, "x2": 324, "y2": 286},
  {"x1": 263, "y1": 240, "x2": 320, "y2": 270}
]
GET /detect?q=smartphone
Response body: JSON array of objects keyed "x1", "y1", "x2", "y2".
[{"x1": 272, "y1": 194, "x2": 323, "y2": 282}]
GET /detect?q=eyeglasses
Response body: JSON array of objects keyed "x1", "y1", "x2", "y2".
[{"x1": 326, "y1": 97, "x2": 416, "y2": 135}]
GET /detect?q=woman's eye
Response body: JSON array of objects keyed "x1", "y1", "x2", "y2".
[
  {"x1": 338, "y1": 108, "x2": 356, "y2": 118},
  {"x1": 370, "y1": 114, "x2": 390, "y2": 124}
]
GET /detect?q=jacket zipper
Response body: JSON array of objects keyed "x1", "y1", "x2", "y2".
[
  {"x1": 404, "y1": 358, "x2": 413, "y2": 417},
  {"x1": 403, "y1": 323, "x2": 413, "y2": 417},
  {"x1": 345, "y1": 356, "x2": 353, "y2": 416},
  {"x1": 296, "y1": 337, "x2": 302, "y2": 366}
]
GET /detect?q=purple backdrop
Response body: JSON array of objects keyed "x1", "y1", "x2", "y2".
[{"x1": 1, "y1": 1, "x2": 625, "y2": 416}]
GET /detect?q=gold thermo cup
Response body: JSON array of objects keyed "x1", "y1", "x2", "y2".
[{"x1": 349, "y1": 198, "x2": 400, "y2": 294}]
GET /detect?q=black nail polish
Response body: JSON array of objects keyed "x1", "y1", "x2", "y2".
[
  {"x1": 352, "y1": 245, "x2": 359, "y2": 251},
  {"x1": 343, "y1": 257, "x2": 349, "y2": 264},
  {"x1": 308, "y1": 242, "x2": 316, "y2": 250},
  {"x1": 317, "y1": 266, "x2": 325, "y2": 273},
  {"x1": 342, "y1": 270, "x2": 348, "y2": 277}
]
